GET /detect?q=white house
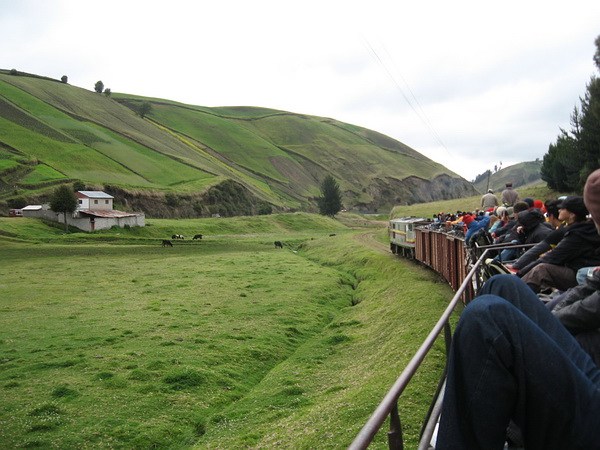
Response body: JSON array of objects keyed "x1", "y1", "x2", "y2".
[
  {"x1": 76, "y1": 191, "x2": 114, "y2": 211},
  {"x1": 22, "y1": 190, "x2": 145, "y2": 232}
]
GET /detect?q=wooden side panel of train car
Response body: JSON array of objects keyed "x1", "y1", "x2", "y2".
[{"x1": 414, "y1": 227, "x2": 474, "y2": 302}]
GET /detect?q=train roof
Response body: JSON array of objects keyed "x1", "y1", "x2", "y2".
[{"x1": 389, "y1": 217, "x2": 431, "y2": 224}]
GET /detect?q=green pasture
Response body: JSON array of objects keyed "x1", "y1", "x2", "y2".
[
  {"x1": 150, "y1": 104, "x2": 290, "y2": 182},
  {"x1": 0, "y1": 213, "x2": 455, "y2": 448}
]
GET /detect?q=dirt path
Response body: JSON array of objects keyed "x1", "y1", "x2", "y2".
[{"x1": 352, "y1": 229, "x2": 390, "y2": 254}]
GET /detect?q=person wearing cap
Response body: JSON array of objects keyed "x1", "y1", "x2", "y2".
[
  {"x1": 492, "y1": 201, "x2": 528, "y2": 245},
  {"x1": 519, "y1": 196, "x2": 600, "y2": 293},
  {"x1": 481, "y1": 189, "x2": 499, "y2": 209},
  {"x1": 497, "y1": 208, "x2": 553, "y2": 262},
  {"x1": 464, "y1": 212, "x2": 491, "y2": 245},
  {"x1": 501, "y1": 182, "x2": 519, "y2": 207},
  {"x1": 437, "y1": 170, "x2": 600, "y2": 449}
]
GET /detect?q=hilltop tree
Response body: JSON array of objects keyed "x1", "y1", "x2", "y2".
[
  {"x1": 138, "y1": 101, "x2": 152, "y2": 118},
  {"x1": 104, "y1": 88, "x2": 111, "y2": 97},
  {"x1": 50, "y1": 185, "x2": 78, "y2": 232},
  {"x1": 317, "y1": 175, "x2": 343, "y2": 217},
  {"x1": 94, "y1": 80, "x2": 104, "y2": 93},
  {"x1": 61, "y1": 75, "x2": 68, "y2": 83}
]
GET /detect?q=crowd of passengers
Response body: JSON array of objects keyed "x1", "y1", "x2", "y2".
[{"x1": 430, "y1": 179, "x2": 600, "y2": 449}]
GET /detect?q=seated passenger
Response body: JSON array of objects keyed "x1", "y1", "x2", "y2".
[
  {"x1": 508, "y1": 227, "x2": 565, "y2": 274},
  {"x1": 497, "y1": 208, "x2": 553, "y2": 262},
  {"x1": 437, "y1": 169, "x2": 600, "y2": 449},
  {"x1": 489, "y1": 206, "x2": 508, "y2": 234},
  {"x1": 544, "y1": 198, "x2": 563, "y2": 229},
  {"x1": 519, "y1": 196, "x2": 600, "y2": 293},
  {"x1": 493, "y1": 202, "x2": 529, "y2": 243},
  {"x1": 464, "y1": 212, "x2": 491, "y2": 245}
]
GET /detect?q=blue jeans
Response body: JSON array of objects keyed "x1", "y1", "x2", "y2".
[{"x1": 437, "y1": 274, "x2": 600, "y2": 450}]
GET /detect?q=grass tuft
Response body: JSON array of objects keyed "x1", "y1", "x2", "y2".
[{"x1": 163, "y1": 369, "x2": 207, "y2": 390}]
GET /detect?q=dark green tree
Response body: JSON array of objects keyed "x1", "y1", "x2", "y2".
[
  {"x1": 94, "y1": 80, "x2": 104, "y2": 93},
  {"x1": 594, "y1": 35, "x2": 600, "y2": 71},
  {"x1": 577, "y1": 76, "x2": 600, "y2": 188},
  {"x1": 317, "y1": 175, "x2": 343, "y2": 217},
  {"x1": 61, "y1": 75, "x2": 68, "y2": 83},
  {"x1": 103, "y1": 88, "x2": 111, "y2": 97},
  {"x1": 541, "y1": 34, "x2": 600, "y2": 192},
  {"x1": 541, "y1": 130, "x2": 580, "y2": 191},
  {"x1": 50, "y1": 185, "x2": 78, "y2": 232},
  {"x1": 138, "y1": 101, "x2": 152, "y2": 118}
]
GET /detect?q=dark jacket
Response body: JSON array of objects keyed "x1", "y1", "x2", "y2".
[
  {"x1": 512, "y1": 227, "x2": 566, "y2": 270},
  {"x1": 553, "y1": 269, "x2": 600, "y2": 365},
  {"x1": 519, "y1": 220, "x2": 600, "y2": 276},
  {"x1": 493, "y1": 219, "x2": 516, "y2": 242},
  {"x1": 517, "y1": 209, "x2": 553, "y2": 244}
]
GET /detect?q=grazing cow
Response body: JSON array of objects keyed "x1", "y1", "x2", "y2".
[
  {"x1": 193, "y1": 234, "x2": 203, "y2": 240},
  {"x1": 171, "y1": 234, "x2": 184, "y2": 239},
  {"x1": 274, "y1": 241, "x2": 283, "y2": 249},
  {"x1": 162, "y1": 240, "x2": 173, "y2": 247}
]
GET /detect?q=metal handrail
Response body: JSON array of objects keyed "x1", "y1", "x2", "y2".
[{"x1": 348, "y1": 249, "x2": 491, "y2": 450}]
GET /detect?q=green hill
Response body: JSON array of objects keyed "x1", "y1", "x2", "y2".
[
  {"x1": 0, "y1": 70, "x2": 477, "y2": 216},
  {"x1": 473, "y1": 160, "x2": 543, "y2": 194}
]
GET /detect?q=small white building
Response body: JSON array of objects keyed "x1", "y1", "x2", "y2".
[
  {"x1": 76, "y1": 191, "x2": 114, "y2": 211},
  {"x1": 22, "y1": 190, "x2": 145, "y2": 232}
]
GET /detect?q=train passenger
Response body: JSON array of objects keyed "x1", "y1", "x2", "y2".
[
  {"x1": 463, "y1": 213, "x2": 490, "y2": 245},
  {"x1": 489, "y1": 206, "x2": 508, "y2": 234},
  {"x1": 481, "y1": 189, "x2": 499, "y2": 209},
  {"x1": 497, "y1": 208, "x2": 553, "y2": 262},
  {"x1": 501, "y1": 182, "x2": 520, "y2": 206},
  {"x1": 519, "y1": 196, "x2": 600, "y2": 293},
  {"x1": 437, "y1": 169, "x2": 600, "y2": 450},
  {"x1": 492, "y1": 201, "x2": 529, "y2": 244},
  {"x1": 544, "y1": 199, "x2": 563, "y2": 228}
]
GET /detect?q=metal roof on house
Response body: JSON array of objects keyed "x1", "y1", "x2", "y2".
[
  {"x1": 22, "y1": 205, "x2": 43, "y2": 211},
  {"x1": 78, "y1": 209, "x2": 138, "y2": 218},
  {"x1": 77, "y1": 191, "x2": 114, "y2": 199}
]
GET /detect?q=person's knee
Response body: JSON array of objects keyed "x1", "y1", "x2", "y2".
[
  {"x1": 458, "y1": 295, "x2": 510, "y2": 335},
  {"x1": 482, "y1": 274, "x2": 519, "y2": 293}
]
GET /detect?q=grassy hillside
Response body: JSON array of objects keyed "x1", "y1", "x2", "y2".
[
  {"x1": 0, "y1": 213, "x2": 454, "y2": 448},
  {"x1": 0, "y1": 71, "x2": 476, "y2": 216},
  {"x1": 390, "y1": 180, "x2": 566, "y2": 219},
  {"x1": 473, "y1": 161, "x2": 542, "y2": 194}
]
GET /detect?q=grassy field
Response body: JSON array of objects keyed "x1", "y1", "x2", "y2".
[{"x1": 0, "y1": 213, "x2": 454, "y2": 448}]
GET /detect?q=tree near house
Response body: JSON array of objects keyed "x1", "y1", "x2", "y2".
[
  {"x1": 50, "y1": 185, "x2": 78, "y2": 232},
  {"x1": 317, "y1": 175, "x2": 343, "y2": 217}
]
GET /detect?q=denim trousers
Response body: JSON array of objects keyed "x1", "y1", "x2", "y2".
[{"x1": 437, "y1": 274, "x2": 600, "y2": 450}]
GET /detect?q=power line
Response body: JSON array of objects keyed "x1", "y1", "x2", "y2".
[{"x1": 363, "y1": 37, "x2": 451, "y2": 155}]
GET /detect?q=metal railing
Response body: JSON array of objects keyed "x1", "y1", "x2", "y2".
[
  {"x1": 349, "y1": 249, "x2": 490, "y2": 449},
  {"x1": 350, "y1": 237, "x2": 535, "y2": 449}
]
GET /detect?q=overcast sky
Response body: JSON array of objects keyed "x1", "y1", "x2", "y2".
[{"x1": 2, "y1": 0, "x2": 599, "y2": 181}]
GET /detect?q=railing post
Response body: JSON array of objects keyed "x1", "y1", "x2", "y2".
[{"x1": 387, "y1": 402, "x2": 403, "y2": 450}]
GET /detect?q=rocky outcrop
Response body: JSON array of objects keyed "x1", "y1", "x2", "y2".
[{"x1": 351, "y1": 175, "x2": 478, "y2": 213}]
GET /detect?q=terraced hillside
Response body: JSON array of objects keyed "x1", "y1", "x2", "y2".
[{"x1": 0, "y1": 70, "x2": 477, "y2": 216}]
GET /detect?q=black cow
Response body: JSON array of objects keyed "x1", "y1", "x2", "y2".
[
  {"x1": 162, "y1": 240, "x2": 173, "y2": 247},
  {"x1": 274, "y1": 241, "x2": 283, "y2": 249},
  {"x1": 172, "y1": 234, "x2": 184, "y2": 239},
  {"x1": 193, "y1": 234, "x2": 203, "y2": 240}
]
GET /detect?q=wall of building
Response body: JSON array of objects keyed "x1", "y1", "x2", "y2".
[{"x1": 22, "y1": 209, "x2": 145, "y2": 232}]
